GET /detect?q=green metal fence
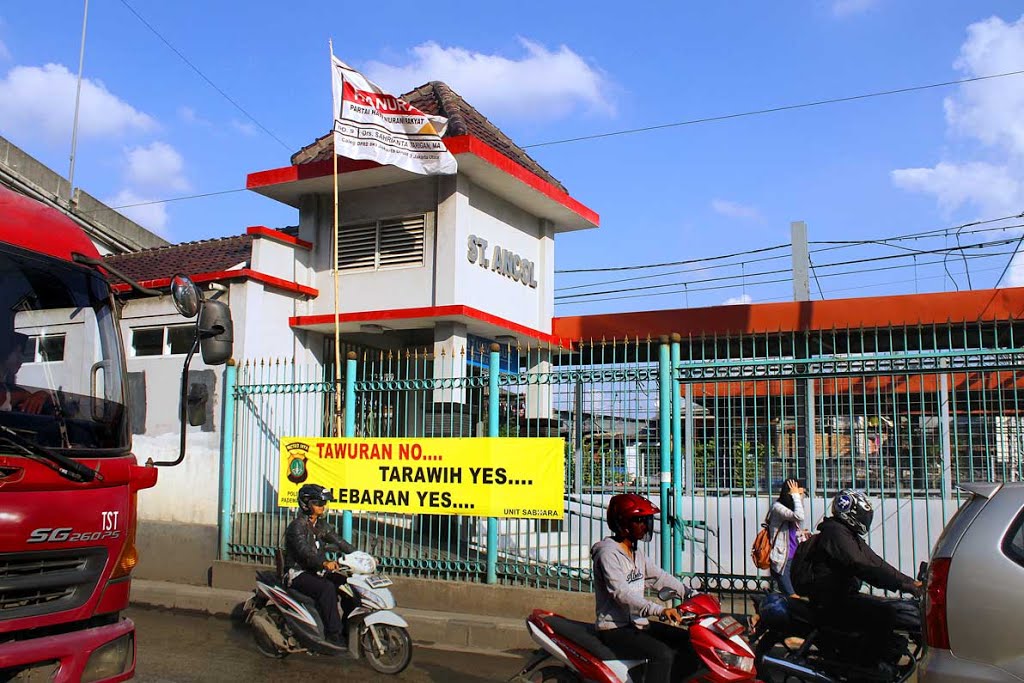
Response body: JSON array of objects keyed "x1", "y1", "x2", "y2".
[{"x1": 224, "y1": 319, "x2": 1024, "y2": 594}]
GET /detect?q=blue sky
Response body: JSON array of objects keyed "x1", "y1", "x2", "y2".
[{"x1": 3, "y1": 1, "x2": 1024, "y2": 315}]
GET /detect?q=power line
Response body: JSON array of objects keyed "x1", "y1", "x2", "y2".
[
  {"x1": 555, "y1": 243, "x2": 789, "y2": 274},
  {"x1": 77, "y1": 187, "x2": 249, "y2": 213},
  {"x1": 118, "y1": 0, "x2": 293, "y2": 152},
  {"x1": 555, "y1": 249, "x2": 793, "y2": 292},
  {"x1": 555, "y1": 255, "x2": 1015, "y2": 308},
  {"x1": 524, "y1": 70, "x2": 1024, "y2": 150},
  {"x1": 558, "y1": 214, "x2": 1024, "y2": 283},
  {"x1": 556, "y1": 239, "x2": 1020, "y2": 302}
]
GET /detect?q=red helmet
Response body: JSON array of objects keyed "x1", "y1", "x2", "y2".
[{"x1": 607, "y1": 493, "x2": 660, "y2": 541}]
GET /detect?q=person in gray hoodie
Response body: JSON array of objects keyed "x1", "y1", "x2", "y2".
[{"x1": 592, "y1": 493, "x2": 696, "y2": 682}]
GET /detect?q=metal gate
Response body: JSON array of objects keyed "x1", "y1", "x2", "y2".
[{"x1": 223, "y1": 319, "x2": 1024, "y2": 593}]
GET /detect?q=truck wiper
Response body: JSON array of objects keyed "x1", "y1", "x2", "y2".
[{"x1": 0, "y1": 425, "x2": 102, "y2": 483}]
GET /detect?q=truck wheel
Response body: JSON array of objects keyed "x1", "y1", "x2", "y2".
[{"x1": 360, "y1": 624, "x2": 412, "y2": 675}]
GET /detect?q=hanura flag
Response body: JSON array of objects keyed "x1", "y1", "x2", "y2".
[{"x1": 331, "y1": 55, "x2": 457, "y2": 176}]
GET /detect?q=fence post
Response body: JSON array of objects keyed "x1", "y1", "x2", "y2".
[
  {"x1": 343, "y1": 350, "x2": 357, "y2": 542},
  {"x1": 218, "y1": 359, "x2": 237, "y2": 561},
  {"x1": 671, "y1": 334, "x2": 684, "y2": 573},
  {"x1": 487, "y1": 343, "x2": 500, "y2": 584},
  {"x1": 658, "y1": 336, "x2": 672, "y2": 571}
]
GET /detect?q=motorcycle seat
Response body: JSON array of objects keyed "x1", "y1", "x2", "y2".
[{"x1": 540, "y1": 615, "x2": 619, "y2": 661}]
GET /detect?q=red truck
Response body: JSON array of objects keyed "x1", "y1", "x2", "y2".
[{"x1": 0, "y1": 184, "x2": 232, "y2": 681}]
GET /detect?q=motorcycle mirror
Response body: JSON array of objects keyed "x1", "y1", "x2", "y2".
[
  {"x1": 657, "y1": 587, "x2": 680, "y2": 602},
  {"x1": 917, "y1": 561, "x2": 929, "y2": 583},
  {"x1": 170, "y1": 274, "x2": 202, "y2": 318}
]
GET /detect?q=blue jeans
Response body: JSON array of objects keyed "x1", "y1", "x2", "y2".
[{"x1": 771, "y1": 560, "x2": 795, "y2": 595}]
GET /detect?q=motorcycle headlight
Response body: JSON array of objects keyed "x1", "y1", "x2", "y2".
[{"x1": 714, "y1": 648, "x2": 754, "y2": 673}]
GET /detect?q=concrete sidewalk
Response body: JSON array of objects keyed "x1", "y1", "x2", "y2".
[{"x1": 130, "y1": 579, "x2": 534, "y2": 656}]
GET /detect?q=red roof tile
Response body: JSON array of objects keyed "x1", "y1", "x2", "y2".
[
  {"x1": 102, "y1": 234, "x2": 252, "y2": 283},
  {"x1": 291, "y1": 81, "x2": 566, "y2": 193}
]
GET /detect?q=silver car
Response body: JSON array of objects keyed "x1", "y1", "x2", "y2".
[{"x1": 919, "y1": 482, "x2": 1024, "y2": 682}]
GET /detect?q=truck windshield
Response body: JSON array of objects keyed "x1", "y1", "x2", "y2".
[{"x1": 0, "y1": 245, "x2": 129, "y2": 453}]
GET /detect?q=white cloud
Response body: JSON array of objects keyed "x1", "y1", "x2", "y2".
[
  {"x1": 178, "y1": 106, "x2": 210, "y2": 126},
  {"x1": 365, "y1": 39, "x2": 613, "y2": 121},
  {"x1": 105, "y1": 189, "x2": 169, "y2": 237},
  {"x1": 231, "y1": 119, "x2": 258, "y2": 136},
  {"x1": 711, "y1": 198, "x2": 762, "y2": 220},
  {"x1": 891, "y1": 161, "x2": 1022, "y2": 215},
  {"x1": 832, "y1": 0, "x2": 879, "y2": 17},
  {"x1": 892, "y1": 16, "x2": 1024, "y2": 219},
  {"x1": 944, "y1": 16, "x2": 1024, "y2": 155},
  {"x1": 0, "y1": 63, "x2": 154, "y2": 145},
  {"x1": 723, "y1": 293, "x2": 753, "y2": 305},
  {"x1": 123, "y1": 142, "x2": 189, "y2": 193}
]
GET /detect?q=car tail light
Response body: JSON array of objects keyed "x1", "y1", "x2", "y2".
[
  {"x1": 924, "y1": 557, "x2": 951, "y2": 649},
  {"x1": 111, "y1": 494, "x2": 139, "y2": 579}
]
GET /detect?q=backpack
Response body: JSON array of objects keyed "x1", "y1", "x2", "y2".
[
  {"x1": 750, "y1": 512, "x2": 780, "y2": 570},
  {"x1": 790, "y1": 532, "x2": 820, "y2": 595}
]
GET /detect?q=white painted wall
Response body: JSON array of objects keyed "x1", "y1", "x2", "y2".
[
  {"x1": 453, "y1": 180, "x2": 549, "y2": 332},
  {"x1": 306, "y1": 180, "x2": 438, "y2": 316}
]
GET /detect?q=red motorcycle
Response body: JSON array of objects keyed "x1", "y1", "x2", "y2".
[{"x1": 513, "y1": 590, "x2": 761, "y2": 682}]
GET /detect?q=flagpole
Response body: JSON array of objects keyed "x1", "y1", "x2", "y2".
[
  {"x1": 330, "y1": 40, "x2": 343, "y2": 438},
  {"x1": 68, "y1": 0, "x2": 89, "y2": 206}
]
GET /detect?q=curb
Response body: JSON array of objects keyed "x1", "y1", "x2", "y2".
[{"x1": 130, "y1": 580, "x2": 533, "y2": 656}]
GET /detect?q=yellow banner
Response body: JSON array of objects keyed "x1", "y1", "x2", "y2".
[{"x1": 278, "y1": 437, "x2": 565, "y2": 519}]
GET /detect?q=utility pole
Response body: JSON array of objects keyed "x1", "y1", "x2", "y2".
[{"x1": 791, "y1": 221, "x2": 816, "y2": 519}]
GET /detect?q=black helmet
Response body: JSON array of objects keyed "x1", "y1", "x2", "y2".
[
  {"x1": 297, "y1": 484, "x2": 334, "y2": 515},
  {"x1": 831, "y1": 489, "x2": 873, "y2": 536}
]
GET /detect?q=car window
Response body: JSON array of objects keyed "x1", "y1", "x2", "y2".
[{"x1": 1003, "y1": 508, "x2": 1024, "y2": 568}]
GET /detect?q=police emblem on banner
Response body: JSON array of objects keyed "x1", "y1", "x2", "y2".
[{"x1": 286, "y1": 442, "x2": 310, "y2": 484}]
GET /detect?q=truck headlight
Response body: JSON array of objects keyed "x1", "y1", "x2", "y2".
[{"x1": 82, "y1": 632, "x2": 134, "y2": 683}]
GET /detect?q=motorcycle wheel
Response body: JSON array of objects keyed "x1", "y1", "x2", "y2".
[
  {"x1": 250, "y1": 607, "x2": 288, "y2": 659},
  {"x1": 753, "y1": 629, "x2": 804, "y2": 683},
  {"x1": 527, "y1": 666, "x2": 580, "y2": 682},
  {"x1": 360, "y1": 624, "x2": 412, "y2": 675}
]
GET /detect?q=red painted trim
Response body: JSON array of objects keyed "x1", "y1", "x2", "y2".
[
  {"x1": 111, "y1": 269, "x2": 318, "y2": 298},
  {"x1": 290, "y1": 305, "x2": 567, "y2": 347},
  {"x1": 244, "y1": 135, "x2": 599, "y2": 227},
  {"x1": 246, "y1": 157, "x2": 382, "y2": 189},
  {"x1": 552, "y1": 287, "x2": 1024, "y2": 340},
  {"x1": 247, "y1": 226, "x2": 312, "y2": 250},
  {"x1": 443, "y1": 135, "x2": 599, "y2": 226}
]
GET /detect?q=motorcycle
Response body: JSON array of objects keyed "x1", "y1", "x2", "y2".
[
  {"x1": 750, "y1": 578, "x2": 925, "y2": 683},
  {"x1": 242, "y1": 550, "x2": 413, "y2": 675},
  {"x1": 512, "y1": 588, "x2": 760, "y2": 682}
]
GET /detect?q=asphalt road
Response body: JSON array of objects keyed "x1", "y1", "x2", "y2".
[{"x1": 128, "y1": 606, "x2": 530, "y2": 682}]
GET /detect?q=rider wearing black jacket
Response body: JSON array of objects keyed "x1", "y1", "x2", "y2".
[
  {"x1": 284, "y1": 484, "x2": 356, "y2": 644},
  {"x1": 794, "y1": 490, "x2": 921, "y2": 669}
]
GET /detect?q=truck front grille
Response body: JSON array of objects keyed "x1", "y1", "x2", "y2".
[{"x1": 0, "y1": 549, "x2": 107, "y2": 620}]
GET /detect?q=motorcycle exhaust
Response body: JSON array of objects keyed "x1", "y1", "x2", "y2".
[{"x1": 760, "y1": 655, "x2": 837, "y2": 683}]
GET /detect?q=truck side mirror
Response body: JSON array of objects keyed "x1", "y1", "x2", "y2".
[{"x1": 198, "y1": 300, "x2": 233, "y2": 365}]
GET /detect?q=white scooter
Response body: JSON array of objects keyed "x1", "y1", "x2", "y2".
[{"x1": 243, "y1": 550, "x2": 413, "y2": 675}]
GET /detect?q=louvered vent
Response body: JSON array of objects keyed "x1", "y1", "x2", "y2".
[
  {"x1": 338, "y1": 220, "x2": 377, "y2": 271},
  {"x1": 378, "y1": 215, "x2": 425, "y2": 268},
  {"x1": 337, "y1": 215, "x2": 426, "y2": 271}
]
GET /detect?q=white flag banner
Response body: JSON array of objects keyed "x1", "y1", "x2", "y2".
[{"x1": 331, "y1": 55, "x2": 457, "y2": 176}]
